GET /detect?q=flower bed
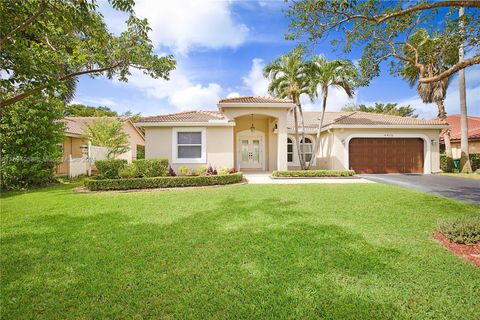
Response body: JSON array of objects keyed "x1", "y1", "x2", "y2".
[
  {"x1": 271, "y1": 170, "x2": 356, "y2": 178},
  {"x1": 84, "y1": 172, "x2": 243, "y2": 191}
]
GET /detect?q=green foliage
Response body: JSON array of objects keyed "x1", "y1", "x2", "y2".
[
  {"x1": 136, "y1": 146, "x2": 145, "y2": 160},
  {"x1": 95, "y1": 159, "x2": 127, "y2": 179},
  {"x1": 441, "y1": 153, "x2": 479, "y2": 172},
  {"x1": 179, "y1": 166, "x2": 189, "y2": 176},
  {"x1": 84, "y1": 118, "x2": 129, "y2": 158},
  {"x1": 84, "y1": 172, "x2": 243, "y2": 191},
  {"x1": 272, "y1": 170, "x2": 355, "y2": 177},
  {"x1": 64, "y1": 104, "x2": 119, "y2": 117},
  {"x1": 0, "y1": 95, "x2": 64, "y2": 190},
  {"x1": 438, "y1": 217, "x2": 480, "y2": 244},
  {"x1": 286, "y1": 1, "x2": 480, "y2": 84},
  {"x1": 0, "y1": 0, "x2": 176, "y2": 107},
  {"x1": 118, "y1": 165, "x2": 138, "y2": 179},
  {"x1": 342, "y1": 103, "x2": 417, "y2": 118},
  {"x1": 218, "y1": 167, "x2": 230, "y2": 175},
  {"x1": 197, "y1": 166, "x2": 208, "y2": 176},
  {"x1": 132, "y1": 158, "x2": 169, "y2": 178}
]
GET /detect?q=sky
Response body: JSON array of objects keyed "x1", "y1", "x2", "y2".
[{"x1": 73, "y1": 0, "x2": 480, "y2": 119}]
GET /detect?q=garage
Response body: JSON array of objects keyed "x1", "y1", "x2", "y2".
[{"x1": 349, "y1": 138, "x2": 424, "y2": 174}]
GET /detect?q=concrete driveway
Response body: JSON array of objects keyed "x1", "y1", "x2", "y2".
[{"x1": 360, "y1": 174, "x2": 480, "y2": 205}]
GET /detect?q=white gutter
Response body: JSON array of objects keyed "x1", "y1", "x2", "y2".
[
  {"x1": 327, "y1": 124, "x2": 450, "y2": 129},
  {"x1": 135, "y1": 121, "x2": 236, "y2": 127}
]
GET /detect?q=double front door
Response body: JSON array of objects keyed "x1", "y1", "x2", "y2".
[{"x1": 238, "y1": 135, "x2": 263, "y2": 170}]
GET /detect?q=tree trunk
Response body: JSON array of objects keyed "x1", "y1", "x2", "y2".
[
  {"x1": 292, "y1": 105, "x2": 304, "y2": 170},
  {"x1": 458, "y1": 7, "x2": 472, "y2": 173},
  {"x1": 297, "y1": 103, "x2": 307, "y2": 169},
  {"x1": 437, "y1": 99, "x2": 454, "y2": 172},
  {"x1": 307, "y1": 94, "x2": 327, "y2": 170}
]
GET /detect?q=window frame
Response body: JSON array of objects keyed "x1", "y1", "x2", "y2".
[
  {"x1": 287, "y1": 137, "x2": 294, "y2": 163},
  {"x1": 300, "y1": 137, "x2": 313, "y2": 162},
  {"x1": 172, "y1": 128, "x2": 206, "y2": 164}
]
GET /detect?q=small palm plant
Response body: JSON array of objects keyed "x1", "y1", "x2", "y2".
[{"x1": 263, "y1": 47, "x2": 314, "y2": 169}]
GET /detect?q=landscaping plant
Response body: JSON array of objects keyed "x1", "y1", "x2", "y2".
[
  {"x1": 95, "y1": 159, "x2": 128, "y2": 179},
  {"x1": 437, "y1": 217, "x2": 480, "y2": 245}
]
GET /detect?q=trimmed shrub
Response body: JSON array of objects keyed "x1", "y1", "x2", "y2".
[
  {"x1": 133, "y1": 158, "x2": 169, "y2": 177},
  {"x1": 95, "y1": 159, "x2": 127, "y2": 179},
  {"x1": 84, "y1": 172, "x2": 243, "y2": 191},
  {"x1": 118, "y1": 165, "x2": 138, "y2": 179},
  {"x1": 470, "y1": 153, "x2": 479, "y2": 172},
  {"x1": 440, "y1": 153, "x2": 453, "y2": 173},
  {"x1": 272, "y1": 170, "x2": 355, "y2": 177},
  {"x1": 441, "y1": 153, "x2": 479, "y2": 172},
  {"x1": 437, "y1": 217, "x2": 480, "y2": 245}
]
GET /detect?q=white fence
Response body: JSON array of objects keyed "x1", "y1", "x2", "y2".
[
  {"x1": 90, "y1": 146, "x2": 132, "y2": 163},
  {"x1": 68, "y1": 155, "x2": 91, "y2": 178}
]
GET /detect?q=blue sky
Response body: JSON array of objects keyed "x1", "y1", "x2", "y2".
[{"x1": 74, "y1": 0, "x2": 480, "y2": 119}]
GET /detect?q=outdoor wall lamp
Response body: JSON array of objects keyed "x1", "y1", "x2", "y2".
[{"x1": 431, "y1": 139, "x2": 437, "y2": 145}]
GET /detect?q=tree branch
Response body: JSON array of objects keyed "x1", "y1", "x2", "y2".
[
  {"x1": 419, "y1": 56, "x2": 480, "y2": 83},
  {"x1": 0, "y1": 63, "x2": 123, "y2": 108},
  {"x1": 0, "y1": 1, "x2": 49, "y2": 47}
]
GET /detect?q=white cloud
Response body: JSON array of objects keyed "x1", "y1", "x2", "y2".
[
  {"x1": 301, "y1": 87, "x2": 357, "y2": 112},
  {"x1": 242, "y1": 58, "x2": 269, "y2": 96},
  {"x1": 103, "y1": 0, "x2": 249, "y2": 54},
  {"x1": 71, "y1": 97, "x2": 118, "y2": 108},
  {"x1": 227, "y1": 92, "x2": 240, "y2": 98}
]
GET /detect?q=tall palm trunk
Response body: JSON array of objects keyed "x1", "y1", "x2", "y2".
[
  {"x1": 292, "y1": 103, "x2": 305, "y2": 170},
  {"x1": 458, "y1": 7, "x2": 472, "y2": 173},
  {"x1": 436, "y1": 99, "x2": 454, "y2": 172},
  {"x1": 297, "y1": 103, "x2": 307, "y2": 168},
  {"x1": 308, "y1": 92, "x2": 327, "y2": 169}
]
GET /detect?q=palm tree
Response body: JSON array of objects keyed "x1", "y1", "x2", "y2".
[
  {"x1": 401, "y1": 29, "x2": 457, "y2": 172},
  {"x1": 263, "y1": 47, "x2": 313, "y2": 169},
  {"x1": 306, "y1": 56, "x2": 358, "y2": 169}
]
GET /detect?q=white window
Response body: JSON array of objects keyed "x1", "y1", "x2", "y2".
[
  {"x1": 172, "y1": 128, "x2": 206, "y2": 163},
  {"x1": 300, "y1": 137, "x2": 313, "y2": 162},
  {"x1": 287, "y1": 138, "x2": 294, "y2": 163}
]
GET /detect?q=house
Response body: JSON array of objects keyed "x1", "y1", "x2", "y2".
[
  {"x1": 56, "y1": 116, "x2": 145, "y2": 176},
  {"x1": 135, "y1": 96, "x2": 447, "y2": 174},
  {"x1": 440, "y1": 114, "x2": 480, "y2": 158}
]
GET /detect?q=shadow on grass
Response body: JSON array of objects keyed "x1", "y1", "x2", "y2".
[{"x1": 1, "y1": 194, "x2": 407, "y2": 319}]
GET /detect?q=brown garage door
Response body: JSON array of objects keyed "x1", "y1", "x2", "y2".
[{"x1": 349, "y1": 138, "x2": 424, "y2": 174}]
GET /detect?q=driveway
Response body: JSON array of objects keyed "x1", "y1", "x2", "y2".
[{"x1": 360, "y1": 174, "x2": 480, "y2": 205}]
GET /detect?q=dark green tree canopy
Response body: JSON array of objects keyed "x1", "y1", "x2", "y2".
[
  {"x1": 286, "y1": 0, "x2": 480, "y2": 84},
  {"x1": 342, "y1": 102, "x2": 417, "y2": 118},
  {"x1": 0, "y1": 0, "x2": 176, "y2": 107}
]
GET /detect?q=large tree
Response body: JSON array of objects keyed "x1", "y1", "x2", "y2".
[
  {"x1": 286, "y1": 0, "x2": 480, "y2": 84},
  {"x1": 0, "y1": 0, "x2": 176, "y2": 108},
  {"x1": 307, "y1": 56, "x2": 358, "y2": 169},
  {"x1": 263, "y1": 47, "x2": 314, "y2": 169},
  {"x1": 342, "y1": 102, "x2": 417, "y2": 118}
]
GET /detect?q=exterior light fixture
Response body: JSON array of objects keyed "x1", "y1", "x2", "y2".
[
  {"x1": 273, "y1": 123, "x2": 278, "y2": 134},
  {"x1": 250, "y1": 114, "x2": 255, "y2": 133},
  {"x1": 431, "y1": 139, "x2": 437, "y2": 145}
]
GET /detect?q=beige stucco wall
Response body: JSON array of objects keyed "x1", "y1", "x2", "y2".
[
  {"x1": 123, "y1": 121, "x2": 145, "y2": 160},
  {"x1": 144, "y1": 126, "x2": 234, "y2": 171},
  {"x1": 450, "y1": 140, "x2": 480, "y2": 158},
  {"x1": 56, "y1": 136, "x2": 85, "y2": 175},
  {"x1": 314, "y1": 128, "x2": 442, "y2": 173}
]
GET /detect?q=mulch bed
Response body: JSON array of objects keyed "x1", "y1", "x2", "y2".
[{"x1": 435, "y1": 233, "x2": 480, "y2": 266}]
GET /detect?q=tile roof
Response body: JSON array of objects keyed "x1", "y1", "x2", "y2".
[
  {"x1": 62, "y1": 116, "x2": 130, "y2": 136},
  {"x1": 287, "y1": 111, "x2": 443, "y2": 132},
  {"x1": 218, "y1": 96, "x2": 293, "y2": 104},
  {"x1": 138, "y1": 110, "x2": 224, "y2": 123},
  {"x1": 440, "y1": 114, "x2": 480, "y2": 141}
]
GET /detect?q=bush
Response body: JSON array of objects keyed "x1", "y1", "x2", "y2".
[
  {"x1": 118, "y1": 165, "x2": 138, "y2": 179},
  {"x1": 84, "y1": 172, "x2": 243, "y2": 191},
  {"x1": 0, "y1": 95, "x2": 64, "y2": 190},
  {"x1": 437, "y1": 217, "x2": 480, "y2": 245},
  {"x1": 441, "y1": 153, "x2": 479, "y2": 172},
  {"x1": 95, "y1": 159, "x2": 128, "y2": 179},
  {"x1": 272, "y1": 170, "x2": 355, "y2": 177},
  {"x1": 440, "y1": 153, "x2": 453, "y2": 173},
  {"x1": 133, "y1": 158, "x2": 169, "y2": 177},
  {"x1": 470, "y1": 153, "x2": 479, "y2": 172}
]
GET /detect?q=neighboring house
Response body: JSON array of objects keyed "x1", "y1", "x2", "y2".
[
  {"x1": 135, "y1": 96, "x2": 447, "y2": 174},
  {"x1": 440, "y1": 114, "x2": 480, "y2": 158},
  {"x1": 56, "y1": 116, "x2": 145, "y2": 176}
]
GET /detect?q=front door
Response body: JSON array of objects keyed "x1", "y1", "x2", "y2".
[{"x1": 238, "y1": 136, "x2": 263, "y2": 170}]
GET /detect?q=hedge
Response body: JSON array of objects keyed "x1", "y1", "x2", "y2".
[
  {"x1": 85, "y1": 172, "x2": 243, "y2": 191},
  {"x1": 132, "y1": 158, "x2": 169, "y2": 177},
  {"x1": 437, "y1": 217, "x2": 480, "y2": 245},
  {"x1": 271, "y1": 170, "x2": 355, "y2": 177},
  {"x1": 440, "y1": 153, "x2": 479, "y2": 172},
  {"x1": 95, "y1": 159, "x2": 128, "y2": 179}
]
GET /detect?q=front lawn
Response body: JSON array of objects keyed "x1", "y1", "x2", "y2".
[{"x1": 1, "y1": 183, "x2": 479, "y2": 319}]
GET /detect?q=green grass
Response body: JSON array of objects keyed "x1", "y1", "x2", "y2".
[
  {"x1": 438, "y1": 172, "x2": 480, "y2": 180},
  {"x1": 1, "y1": 183, "x2": 479, "y2": 319}
]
